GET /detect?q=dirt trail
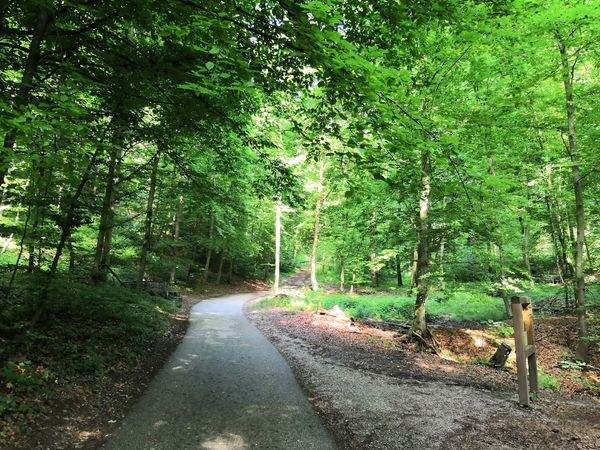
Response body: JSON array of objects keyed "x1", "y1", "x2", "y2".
[
  {"x1": 248, "y1": 307, "x2": 600, "y2": 450},
  {"x1": 281, "y1": 268, "x2": 311, "y2": 289},
  {"x1": 102, "y1": 293, "x2": 335, "y2": 450}
]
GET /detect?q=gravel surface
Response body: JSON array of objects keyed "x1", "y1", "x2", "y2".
[
  {"x1": 102, "y1": 292, "x2": 335, "y2": 450},
  {"x1": 248, "y1": 307, "x2": 600, "y2": 450}
]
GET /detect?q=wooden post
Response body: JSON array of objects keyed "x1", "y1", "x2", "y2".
[
  {"x1": 511, "y1": 296, "x2": 538, "y2": 406},
  {"x1": 523, "y1": 300, "x2": 539, "y2": 395}
]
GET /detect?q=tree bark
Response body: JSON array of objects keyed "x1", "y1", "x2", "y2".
[
  {"x1": 438, "y1": 238, "x2": 445, "y2": 289},
  {"x1": 498, "y1": 244, "x2": 506, "y2": 279},
  {"x1": 203, "y1": 207, "x2": 215, "y2": 283},
  {"x1": 136, "y1": 150, "x2": 160, "y2": 290},
  {"x1": 27, "y1": 173, "x2": 42, "y2": 273},
  {"x1": 310, "y1": 157, "x2": 325, "y2": 292},
  {"x1": 169, "y1": 194, "x2": 184, "y2": 284},
  {"x1": 410, "y1": 247, "x2": 418, "y2": 288},
  {"x1": 340, "y1": 255, "x2": 345, "y2": 292},
  {"x1": 411, "y1": 150, "x2": 431, "y2": 335},
  {"x1": 557, "y1": 32, "x2": 588, "y2": 361},
  {"x1": 1, "y1": 5, "x2": 52, "y2": 186},
  {"x1": 274, "y1": 200, "x2": 282, "y2": 292},
  {"x1": 395, "y1": 253, "x2": 403, "y2": 287}
]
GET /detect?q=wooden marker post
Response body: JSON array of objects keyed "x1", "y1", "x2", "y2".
[{"x1": 511, "y1": 296, "x2": 538, "y2": 406}]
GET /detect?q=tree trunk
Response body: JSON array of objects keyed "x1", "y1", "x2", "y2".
[
  {"x1": 340, "y1": 255, "x2": 345, "y2": 292},
  {"x1": 227, "y1": 258, "x2": 233, "y2": 283},
  {"x1": 170, "y1": 194, "x2": 183, "y2": 284},
  {"x1": 546, "y1": 197, "x2": 565, "y2": 280},
  {"x1": 0, "y1": 233, "x2": 13, "y2": 256},
  {"x1": 520, "y1": 217, "x2": 532, "y2": 278},
  {"x1": 274, "y1": 200, "x2": 281, "y2": 292},
  {"x1": 395, "y1": 253, "x2": 403, "y2": 287},
  {"x1": 438, "y1": 238, "x2": 445, "y2": 289},
  {"x1": 5, "y1": 205, "x2": 32, "y2": 301},
  {"x1": 27, "y1": 142, "x2": 101, "y2": 323},
  {"x1": 136, "y1": 150, "x2": 160, "y2": 290},
  {"x1": 409, "y1": 247, "x2": 418, "y2": 288},
  {"x1": 27, "y1": 151, "x2": 52, "y2": 272},
  {"x1": 556, "y1": 208, "x2": 573, "y2": 278},
  {"x1": 48, "y1": 145, "x2": 104, "y2": 277},
  {"x1": 216, "y1": 254, "x2": 224, "y2": 284},
  {"x1": 310, "y1": 157, "x2": 325, "y2": 292},
  {"x1": 498, "y1": 244, "x2": 506, "y2": 279},
  {"x1": 411, "y1": 150, "x2": 431, "y2": 335},
  {"x1": 93, "y1": 133, "x2": 122, "y2": 282},
  {"x1": 544, "y1": 167, "x2": 568, "y2": 287},
  {"x1": 557, "y1": 32, "x2": 588, "y2": 361},
  {"x1": 203, "y1": 207, "x2": 215, "y2": 283},
  {"x1": 524, "y1": 224, "x2": 531, "y2": 277},
  {"x1": 68, "y1": 239, "x2": 75, "y2": 272},
  {"x1": 369, "y1": 238, "x2": 377, "y2": 287},
  {"x1": 1, "y1": 5, "x2": 51, "y2": 186},
  {"x1": 27, "y1": 209, "x2": 40, "y2": 272}
]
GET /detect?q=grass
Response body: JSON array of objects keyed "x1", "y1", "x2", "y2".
[
  {"x1": 0, "y1": 275, "x2": 179, "y2": 420},
  {"x1": 307, "y1": 272, "x2": 600, "y2": 323},
  {"x1": 255, "y1": 289, "x2": 506, "y2": 322}
]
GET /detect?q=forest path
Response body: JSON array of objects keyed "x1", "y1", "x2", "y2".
[
  {"x1": 102, "y1": 292, "x2": 336, "y2": 450},
  {"x1": 281, "y1": 267, "x2": 311, "y2": 289}
]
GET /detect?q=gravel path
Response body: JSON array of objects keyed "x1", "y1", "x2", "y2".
[
  {"x1": 102, "y1": 292, "x2": 336, "y2": 450},
  {"x1": 248, "y1": 307, "x2": 600, "y2": 450}
]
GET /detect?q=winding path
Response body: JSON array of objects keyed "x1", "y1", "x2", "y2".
[{"x1": 103, "y1": 292, "x2": 336, "y2": 450}]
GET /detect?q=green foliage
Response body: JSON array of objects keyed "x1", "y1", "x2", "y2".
[
  {"x1": 253, "y1": 295, "x2": 311, "y2": 311},
  {"x1": 0, "y1": 279, "x2": 176, "y2": 418},
  {"x1": 557, "y1": 360, "x2": 588, "y2": 370},
  {"x1": 0, "y1": 0, "x2": 598, "y2": 429},
  {"x1": 263, "y1": 289, "x2": 506, "y2": 323},
  {"x1": 489, "y1": 322, "x2": 514, "y2": 338},
  {"x1": 0, "y1": 360, "x2": 53, "y2": 416},
  {"x1": 538, "y1": 371, "x2": 561, "y2": 392},
  {"x1": 581, "y1": 379, "x2": 600, "y2": 394}
]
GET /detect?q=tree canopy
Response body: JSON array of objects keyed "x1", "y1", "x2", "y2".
[{"x1": 1, "y1": 0, "x2": 598, "y2": 361}]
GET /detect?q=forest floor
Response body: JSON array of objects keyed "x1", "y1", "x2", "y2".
[
  {"x1": 1, "y1": 279, "x2": 268, "y2": 450},
  {"x1": 247, "y1": 304, "x2": 600, "y2": 449}
]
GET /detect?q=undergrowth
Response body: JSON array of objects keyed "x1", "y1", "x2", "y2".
[
  {"x1": 254, "y1": 289, "x2": 506, "y2": 322},
  {"x1": 0, "y1": 275, "x2": 178, "y2": 423}
]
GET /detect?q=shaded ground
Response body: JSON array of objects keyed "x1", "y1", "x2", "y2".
[
  {"x1": 103, "y1": 293, "x2": 335, "y2": 450},
  {"x1": 1, "y1": 280, "x2": 268, "y2": 450},
  {"x1": 433, "y1": 316, "x2": 600, "y2": 396},
  {"x1": 247, "y1": 305, "x2": 600, "y2": 449}
]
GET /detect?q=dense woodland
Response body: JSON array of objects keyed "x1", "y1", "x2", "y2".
[{"x1": 0, "y1": 0, "x2": 599, "y2": 434}]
